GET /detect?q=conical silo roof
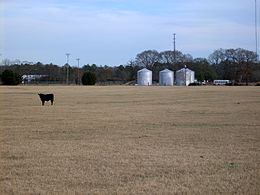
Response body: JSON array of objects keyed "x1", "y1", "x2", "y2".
[{"x1": 138, "y1": 68, "x2": 152, "y2": 73}]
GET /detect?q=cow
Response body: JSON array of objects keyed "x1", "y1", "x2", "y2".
[{"x1": 38, "y1": 93, "x2": 54, "y2": 106}]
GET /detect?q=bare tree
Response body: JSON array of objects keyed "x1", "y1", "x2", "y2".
[
  {"x1": 208, "y1": 48, "x2": 226, "y2": 65},
  {"x1": 2, "y1": 58, "x2": 11, "y2": 66},
  {"x1": 135, "y1": 50, "x2": 160, "y2": 68},
  {"x1": 208, "y1": 48, "x2": 257, "y2": 83},
  {"x1": 160, "y1": 50, "x2": 175, "y2": 64},
  {"x1": 236, "y1": 48, "x2": 257, "y2": 85},
  {"x1": 160, "y1": 50, "x2": 193, "y2": 64}
]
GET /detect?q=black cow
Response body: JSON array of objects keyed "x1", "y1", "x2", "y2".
[{"x1": 38, "y1": 93, "x2": 54, "y2": 106}]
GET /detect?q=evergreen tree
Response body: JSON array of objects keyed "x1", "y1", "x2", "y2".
[
  {"x1": 81, "y1": 72, "x2": 96, "y2": 85},
  {"x1": 0, "y1": 70, "x2": 22, "y2": 85}
]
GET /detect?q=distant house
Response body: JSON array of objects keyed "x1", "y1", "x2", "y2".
[{"x1": 22, "y1": 75, "x2": 48, "y2": 84}]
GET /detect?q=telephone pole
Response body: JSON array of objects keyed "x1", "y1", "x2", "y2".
[
  {"x1": 76, "y1": 58, "x2": 80, "y2": 85},
  {"x1": 65, "y1": 53, "x2": 70, "y2": 85},
  {"x1": 255, "y1": 0, "x2": 258, "y2": 61}
]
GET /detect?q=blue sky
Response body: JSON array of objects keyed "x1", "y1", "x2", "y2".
[{"x1": 1, "y1": 0, "x2": 259, "y2": 66}]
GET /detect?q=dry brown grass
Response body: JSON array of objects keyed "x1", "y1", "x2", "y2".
[{"x1": 0, "y1": 85, "x2": 259, "y2": 194}]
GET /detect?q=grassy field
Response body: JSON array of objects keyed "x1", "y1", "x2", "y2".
[{"x1": 0, "y1": 85, "x2": 259, "y2": 194}]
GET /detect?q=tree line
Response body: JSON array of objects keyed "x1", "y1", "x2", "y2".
[{"x1": 0, "y1": 48, "x2": 259, "y2": 85}]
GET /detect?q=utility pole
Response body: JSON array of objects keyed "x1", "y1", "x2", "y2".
[
  {"x1": 184, "y1": 65, "x2": 187, "y2": 86},
  {"x1": 65, "y1": 53, "x2": 70, "y2": 85},
  {"x1": 76, "y1": 58, "x2": 80, "y2": 85},
  {"x1": 255, "y1": 0, "x2": 258, "y2": 61},
  {"x1": 173, "y1": 33, "x2": 176, "y2": 64}
]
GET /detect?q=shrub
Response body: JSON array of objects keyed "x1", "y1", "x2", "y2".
[
  {"x1": 0, "y1": 70, "x2": 22, "y2": 85},
  {"x1": 81, "y1": 72, "x2": 96, "y2": 85},
  {"x1": 189, "y1": 82, "x2": 201, "y2": 86}
]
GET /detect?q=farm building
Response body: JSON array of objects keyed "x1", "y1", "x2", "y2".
[
  {"x1": 176, "y1": 67, "x2": 195, "y2": 86},
  {"x1": 22, "y1": 74, "x2": 48, "y2": 84},
  {"x1": 159, "y1": 69, "x2": 174, "y2": 86},
  {"x1": 137, "y1": 68, "x2": 152, "y2": 86}
]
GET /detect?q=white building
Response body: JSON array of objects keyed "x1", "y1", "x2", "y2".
[{"x1": 22, "y1": 75, "x2": 48, "y2": 84}]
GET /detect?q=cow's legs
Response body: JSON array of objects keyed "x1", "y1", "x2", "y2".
[{"x1": 42, "y1": 101, "x2": 45, "y2": 106}]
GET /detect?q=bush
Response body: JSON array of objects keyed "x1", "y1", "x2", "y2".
[
  {"x1": 0, "y1": 70, "x2": 22, "y2": 85},
  {"x1": 81, "y1": 72, "x2": 96, "y2": 85},
  {"x1": 189, "y1": 82, "x2": 201, "y2": 86}
]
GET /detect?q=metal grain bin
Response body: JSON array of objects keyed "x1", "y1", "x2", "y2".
[
  {"x1": 159, "y1": 69, "x2": 174, "y2": 86},
  {"x1": 176, "y1": 67, "x2": 195, "y2": 86},
  {"x1": 137, "y1": 68, "x2": 152, "y2": 86}
]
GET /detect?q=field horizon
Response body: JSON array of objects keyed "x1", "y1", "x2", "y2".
[{"x1": 0, "y1": 85, "x2": 259, "y2": 194}]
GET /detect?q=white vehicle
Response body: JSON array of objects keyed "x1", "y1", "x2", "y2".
[{"x1": 213, "y1": 80, "x2": 231, "y2": 85}]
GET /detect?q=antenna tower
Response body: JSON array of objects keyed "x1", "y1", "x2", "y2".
[{"x1": 173, "y1": 33, "x2": 176, "y2": 64}]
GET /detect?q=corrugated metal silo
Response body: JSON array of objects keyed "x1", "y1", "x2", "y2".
[
  {"x1": 137, "y1": 68, "x2": 152, "y2": 86},
  {"x1": 159, "y1": 69, "x2": 174, "y2": 86},
  {"x1": 190, "y1": 70, "x2": 195, "y2": 84},
  {"x1": 176, "y1": 67, "x2": 195, "y2": 86}
]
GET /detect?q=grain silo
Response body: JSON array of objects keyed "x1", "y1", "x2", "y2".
[
  {"x1": 159, "y1": 69, "x2": 174, "y2": 86},
  {"x1": 176, "y1": 67, "x2": 195, "y2": 86},
  {"x1": 137, "y1": 68, "x2": 152, "y2": 86}
]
